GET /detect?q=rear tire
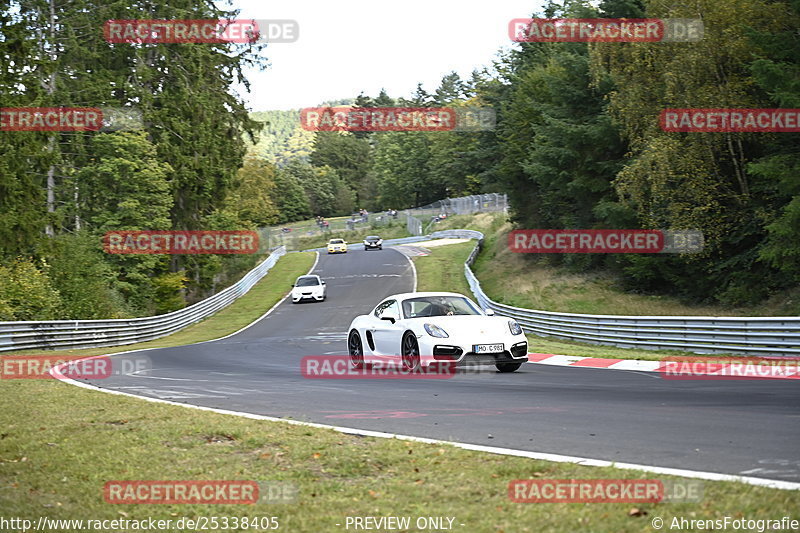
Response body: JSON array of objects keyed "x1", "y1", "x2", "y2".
[
  {"x1": 495, "y1": 362, "x2": 522, "y2": 373},
  {"x1": 348, "y1": 330, "x2": 364, "y2": 369}
]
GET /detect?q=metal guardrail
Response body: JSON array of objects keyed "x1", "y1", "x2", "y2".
[
  {"x1": 260, "y1": 213, "x2": 409, "y2": 251},
  {"x1": 0, "y1": 247, "x2": 287, "y2": 353},
  {"x1": 404, "y1": 193, "x2": 508, "y2": 236},
  {"x1": 4, "y1": 229, "x2": 798, "y2": 357},
  {"x1": 442, "y1": 230, "x2": 800, "y2": 357}
]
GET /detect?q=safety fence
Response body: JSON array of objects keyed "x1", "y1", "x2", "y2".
[
  {"x1": 450, "y1": 231, "x2": 800, "y2": 357},
  {"x1": 404, "y1": 193, "x2": 508, "y2": 235},
  {"x1": 4, "y1": 228, "x2": 798, "y2": 357},
  {"x1": 0, "y1": 247, "x2": 287, "y2": 353}
]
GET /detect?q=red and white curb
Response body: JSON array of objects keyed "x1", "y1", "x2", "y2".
[
  {"x1": 527, "y1": 353, "x2": 660, "y2": 372},
  {"x1": 526, "y1": 353, "x2": 800, "y2": 379}
]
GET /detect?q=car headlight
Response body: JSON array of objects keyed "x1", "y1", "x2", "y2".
[
  {"x1": 424, "y1": 323, "x2": 449, "y2": 338},
  {"x1": 508, "y1": 320, "x2": 523, "y2": 335},
  {"x1": 377, "y1": 239, "x2": 382, "y2": 244}
]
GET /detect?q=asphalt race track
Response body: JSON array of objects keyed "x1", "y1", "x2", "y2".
[{"x1": 82, "y1": 246, "x2": 800, "y2": 484}]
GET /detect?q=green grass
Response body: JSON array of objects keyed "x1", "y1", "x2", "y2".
[
  {"x1": 0, "y1": 239, "x2": 793, "y2": 532},
  {"x1": 2, "y1": 372, "x2": 794, "y2": 532},
  {"x1": 412, "y1": 241, "x2": 475, "y2": 296},
  {"x1": 433, "y1": 212, "x2": 800, "y2": 316}
]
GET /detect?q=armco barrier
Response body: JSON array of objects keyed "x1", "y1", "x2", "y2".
[
  {"x1": 430, "y1": 230, "x2": 800, "y2": 357},
  {"x1": 4, "y1": 232, "x2": 799, "y2": 357},
  {"x1": 0, "y1": 246, "x2": 287, "y2": 353}
]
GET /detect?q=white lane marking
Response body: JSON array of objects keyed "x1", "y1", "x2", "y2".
[
  {"x1": 127, "y1": 369, "x2": 204, "y2": 381},
  {"x1": 536, "y1": 355, "x2": 585, "y2": 366},
  {"x1": 121, "y1": 388, "x2": 225, "y2": 399},
  {"x1": 740, "y1": 468, "x2": 799, "y2": 477},
  {"x1": 56, "y1": 370, "x2": 800, "y2": 491},
  {"x1": 405, "y1": 249, "x2": 418, "y2": 292},
  {"x1": 609, "y1": 360, "x2": 662, "y2": 372}
]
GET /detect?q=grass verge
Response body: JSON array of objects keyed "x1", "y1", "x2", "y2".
[
  {"x1": 436, "y1": 212, "x2": 799, "y2": 316},
  {"x1": 0, "y1": 242, "x2": 793, "y2": 532},
  {"x1": 1, "y1": 375, "x2": 794, "y2": 532}
]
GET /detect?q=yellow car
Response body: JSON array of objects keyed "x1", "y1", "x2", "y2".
[{"x1": 327, "y1": 238, "x2": 348, "y2": 254}]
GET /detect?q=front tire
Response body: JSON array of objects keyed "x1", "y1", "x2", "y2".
[
  {"x1": 348, "y1": 330, "x2": 364, "y2": 369},
  {"x1": 401, "y1": 332, "x2": 420, "y2": 371},
  {"x1": 496, "y1": 362, "x2": 522, "y2": 373}
]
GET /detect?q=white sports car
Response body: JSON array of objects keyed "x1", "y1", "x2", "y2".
[
  {"x1": 346, "y1": 292, "x2": 528, "y2": 372},
  {"x1": 291, "y1": 275, "x2": 326, "y2": 303}
]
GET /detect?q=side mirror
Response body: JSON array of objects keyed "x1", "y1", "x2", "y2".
[
  {"x1": 291, "y1": 284, "x2": 295, "y2": 288},
  {"x1": 380, "y1": 316, "x2": 396, "y2": 324},
  {"x1": 321, "y1": 281, "x2": 325, "y2": 285},
  {"x1": 484, "y1": 308, "x2": 495, "y2": 316}
]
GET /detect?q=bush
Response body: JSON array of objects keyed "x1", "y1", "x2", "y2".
[
  {"x1": 46, "y1": 233, "x2": 132, "y2": 319},
  {"x1": 0, "y1": 258, "x2": 62, "y2": 320}
]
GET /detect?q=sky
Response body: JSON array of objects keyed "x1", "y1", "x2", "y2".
[{"x1": 225, "y1": 0, "x2": 543, "y2": 111}]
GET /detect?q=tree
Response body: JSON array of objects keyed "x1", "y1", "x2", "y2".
[
  {"x1": 272, "y1": 168, "x2": 312, "y2": 223},
  {"x1": 309, "y1": 132, "x2": 372, "y2": 206},
  {"x1": 434, "y1": 72, "x2": 467, "y2": 104},
  {"x1": 226, "y1": 156, "x2": 280, "y2": 227}
]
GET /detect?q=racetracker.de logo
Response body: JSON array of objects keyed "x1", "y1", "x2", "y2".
[
  {"x1": 103, "y1": 230, "x2": 259, "y2": 254},
  {"x1": 301, "y1": 356, "x2": 457, "y2": 379},
  {"x1": 660, "y1": 109, "x2": 800, "y2": 132},
  {"x1": 1, "y1": 356, "x2": 112, "y2": 380},
  {"x1": 509, "y1": 18, "x2": 703, "y2": 42},
  {"x1": 104, "y1": 481, "x2": 259, "y2": 504},
  {"x1": 104, "y1": 19, "x2": 298, "y2": 44},
  {"x1": 509, "y1": 479, "x2": 703, "y2": 503},
  {"x1": 509, "y1": 230, "x2": 703, "y2": 254},
  {"x1": 299, "y1": 107, "x2": 496, "y2": 132},
  {"x1": 1, "y1": 107, "x2": 103, "y2": 131},
  {"x1": 658, "y1": 356, "x2": 800, "y2": 380}
]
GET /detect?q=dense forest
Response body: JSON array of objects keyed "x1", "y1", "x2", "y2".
[
  {"x1": 268, "y1": 0, "x2": 800, "y2": 309},
  {"x1": 249, "y1": 110, "x2": 314, "y2": 167},
  {"x1": 1, "y1": 0, "x2": 798, "y2": 321}
]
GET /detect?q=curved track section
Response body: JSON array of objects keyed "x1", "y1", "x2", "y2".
[{"x1": 82, "y1": 247, "x2": 800, "y2": 485}]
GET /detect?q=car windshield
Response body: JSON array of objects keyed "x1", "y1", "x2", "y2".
[
  {"x1": 402, "y1": 296, "x2": 481, "y2": 318},
  {"x1": 366, "y1": 236, "x2": 380, "y2": 241},
  {"x1": 295, "y1": 277, "x2": 319, "y2": 287},
  {"x1": 329, "y1": 239, "x2": 344, "y2": 244}
]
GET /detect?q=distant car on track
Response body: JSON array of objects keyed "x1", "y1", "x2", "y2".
[
  {"x1": 364, "y1": 235, "x2": 383, "y2": 251},
  {"x1": 291, "y1": 275, "x2": 326, "y2": 303},
  {"x1": 327, "y1": 238, "x2": 347, "y2": 254},
  {"x1": 346, "y1": 292, "x2": 528, "y2": 372}
]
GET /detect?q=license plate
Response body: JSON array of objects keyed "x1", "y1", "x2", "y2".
[{"x1": 473, "y1": 343, "x2": 504, "y2": 354}]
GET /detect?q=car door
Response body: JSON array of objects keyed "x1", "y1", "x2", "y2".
[{"x1": 370, "y1": 299, "x2": 404, "y2": 356}]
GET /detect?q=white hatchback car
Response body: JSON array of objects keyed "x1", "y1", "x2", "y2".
[
  {"x1": 346, "y1": 292, "x2": 528, "y2": 372},
  {"x1": 291, "y1": 275, "x2": 326, "y2": 303}
]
